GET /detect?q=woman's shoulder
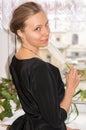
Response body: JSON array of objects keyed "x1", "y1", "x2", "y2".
[
  {"x1": 10, "y1": 55, "x2": 60, "y2": 73},
  {"x1": 11, "y1": 55, "x2": 47, "y2": 68},
  {"x1": 11, "y1": 55, "x2": 44, "y2": 64},
  {"x1": 30, "y1": 57, "x2": 49, "y2": 70}
]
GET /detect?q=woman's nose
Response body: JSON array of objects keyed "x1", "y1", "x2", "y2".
[{"x1": 42, "y1": 26, "x2": 50, "y2": 36}]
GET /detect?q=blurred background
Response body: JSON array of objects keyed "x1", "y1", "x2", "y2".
[
  {"x1": 0, "y1": 0, "x2": 86, "y2": 130},
  {"x1": 0, "y1": 0, "x2": 86, "y2": 78}
]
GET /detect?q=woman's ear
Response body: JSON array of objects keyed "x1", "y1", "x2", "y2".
[{"x1": 17, "y1": 29, "x2": 23, "y2": 38}]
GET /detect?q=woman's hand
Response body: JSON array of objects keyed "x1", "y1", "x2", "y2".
[
  {"x1": 66, "y1": 66, "x2": 80, "y2": 92},
  {"x1": 66, "y1": 126, "x2": 80, "y2": 130}
]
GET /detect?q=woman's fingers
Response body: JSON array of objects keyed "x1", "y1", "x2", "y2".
[
  {"x1": 66, "y1": 126, "x2": 80, "y2": 130},
  {"x1": 66, "y1": 66, "x2": 80, "y2": 90}
]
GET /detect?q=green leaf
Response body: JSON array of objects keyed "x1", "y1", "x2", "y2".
[
  {"x1": 73, "y1": 89, "x2": 82, "y2": 97},
  {"x1": 65, "y1": 62, "x2": 86, "y2": 81},
  {"x1": 2, "y1": 78, "x2": 12, "y2": 84},
  {"x1": 1, "y1": 90, "x2": 12, "y2": 100},
  {"x1": 0, "y1": 100, "x2": 13, "y2": 120},
  {"x1": 78, "y1": 69, "x2": 86, "y2": 81},
  {"x1": 11, "y1": 95, "x2": 20, "y2": 109},
  {"x1": 0, "y1": 77, "x2": 21, "y2": 120},
  {"x1": 81, "y1": 90, "x2": 86, "y2": 99},
  {"x1": 0, "y1": 84, "x2": 5, "y2": 90},
  {"x1": 65, "y1": 62, "x2": 72, "y2": 69}
]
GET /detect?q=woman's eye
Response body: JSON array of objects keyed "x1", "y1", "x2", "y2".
[
  {"x1": 35, "y1": 27, "x2": 41, "y2": 31},
  {"x1": 45, "y1": 21, "x2": 49, "y2": 25}
]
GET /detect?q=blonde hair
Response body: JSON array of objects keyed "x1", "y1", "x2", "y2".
[{"x1": 10, "y1": 2, "x2": 43, "y2": 41}]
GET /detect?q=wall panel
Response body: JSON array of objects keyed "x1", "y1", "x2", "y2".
[{"x1": 0, "y1": 30, "x2": 16, "y2": 78}]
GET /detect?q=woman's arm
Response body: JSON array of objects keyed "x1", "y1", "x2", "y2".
[
  {"x1": 31, "y1": 62, "x2": 67, "y2": 128},
  {"x1": 66, "y1": 126, "x2": 80, "y2": 130},
  {"x1": 60, "y1": 66, "x2": 80, "y2": 112}
]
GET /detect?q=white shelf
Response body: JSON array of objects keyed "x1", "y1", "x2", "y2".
[{"x1": 67, "y1": 112, "x2": 86, "y2": 130}]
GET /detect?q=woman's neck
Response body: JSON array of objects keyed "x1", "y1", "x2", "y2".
[
  {"x1": 20, "y1": 43, "x2": 41, "y2": 59},
  {"x1": 22, "y1": 43, "x2": 39, "y2": 55}
]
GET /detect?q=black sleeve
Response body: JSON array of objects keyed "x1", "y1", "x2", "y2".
[
  {"x1": 56, "y1": 68, "x2": 65, "y2": 103},
  {"x1": 31, "y1": 62, "x2": 67, "y2": 128}
]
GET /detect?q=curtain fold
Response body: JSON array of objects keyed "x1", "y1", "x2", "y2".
[
  {"x1": 0, "y1": 0, "x2": 2, "y2": 29},
  {"x1": 0, "y1": 0, "x2": 86, "y2": 31}
]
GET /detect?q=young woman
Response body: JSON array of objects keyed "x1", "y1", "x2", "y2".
[{"x1": 9, "y1": 2, "x2": 80, "y2": 130}]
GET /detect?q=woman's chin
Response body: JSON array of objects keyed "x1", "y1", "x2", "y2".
[{"x1": 42, "y1": 42, "x2": 49, "y2": 47}]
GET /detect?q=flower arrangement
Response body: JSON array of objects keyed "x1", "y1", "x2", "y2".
[{"x1": 0, "y1": 77, "x2": 21, "y2": 120}]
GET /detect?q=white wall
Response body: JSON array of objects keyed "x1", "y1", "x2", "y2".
[
  {"x1": 0, "y1": 29, "x2": 16, "y2": 78},
  {"x1": 50, "y1": 31, "x2": 86, "y2": 45}
]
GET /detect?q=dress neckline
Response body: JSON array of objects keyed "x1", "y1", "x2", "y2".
[{"x1": 14, "y1": 55, "x2": 41, "y2": 62}]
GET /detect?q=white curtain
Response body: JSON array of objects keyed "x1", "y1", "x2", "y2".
[
  {"x1": 0, "y1": 0, "x2": 2, "y2": 29},
  {"x1": 0, "y1": 0, "x2": 86, "y2": 31},
  {"x1": 0, "y1": 0, "x2": 86, "y2": 78}
]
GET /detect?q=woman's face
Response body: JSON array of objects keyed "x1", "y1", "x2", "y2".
[{"x1": 18, "y1": 11, "x2": 50, "y2": 48}]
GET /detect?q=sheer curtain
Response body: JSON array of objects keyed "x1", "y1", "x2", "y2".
[{"x1": 0, "y1": 0, "x2": 86, "y2": 78}]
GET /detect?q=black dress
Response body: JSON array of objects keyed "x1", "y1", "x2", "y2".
[{"x1": 9, "y1": 56, "x2": 67, "y2": 130}]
